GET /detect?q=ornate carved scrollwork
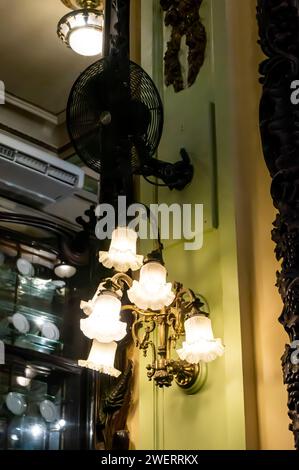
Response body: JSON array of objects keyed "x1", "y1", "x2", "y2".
[
  {"x1": 257, "y1": 0, "x2": 299, "y2": 449},
  {"x1": 160, "y1": 0, "x2": 207, "y2": 92}
]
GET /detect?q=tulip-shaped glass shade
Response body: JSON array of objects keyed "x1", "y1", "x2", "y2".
[
  {"x1": 78, "y1": 340, "x2": 121, "y2": 377},
  {"x1": 57, "y1": 10, "x2": 103, "y2": 57},
  {"x1": 80, "y1": 292, "x2": 127, "y2": 342},
  {"x1": 177, "y1": 315, "x2": 224, "y2": 364},
  {"x1": 128, "y1": 262, "x2": 175, "y2": 310},
  {"x1": 99, "y1": 227, "x2": 144, "y2": 273}
]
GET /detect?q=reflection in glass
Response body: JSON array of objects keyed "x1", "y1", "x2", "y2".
[{"x1": 8, "y1": 416, "x2": 47, "y2": 450}]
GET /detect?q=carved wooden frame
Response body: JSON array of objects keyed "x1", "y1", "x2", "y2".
[{"x1": 257, "y1": 0, "x2": 299, "y2": 450}]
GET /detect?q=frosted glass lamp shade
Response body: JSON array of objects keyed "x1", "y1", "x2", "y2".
[
  {"x1": 127, "y1": 262, "x2": 175, "y2": 310},
  {"x1": 80, "y1": 292, "x2": 127, "y2": 342},
  {"x1": 78, "y1": 340, "x2": 121, "y2": 377},
  {"x1": 69, "y1": 27, "x2": 102, "y2": 56},
  {"x1": 177, "y1": 315, "x2": 224, "y2": 364},
  {"x1": 185, "y1": 315, "x2": 215, "y2": 342},
  {"x1": 93, "y1": 293, "x2": 122, "y2": 320},
  {"x1": 57, "y1": 10, "x2": 103, "y2": 56},
  {"x1": 54, "y1": 262, "x2": 76, "y2": 279},
  {"x1": 99, "y1": 227, "x2": 143, "y2": 273}
]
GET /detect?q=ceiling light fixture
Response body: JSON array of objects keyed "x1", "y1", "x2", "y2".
[{"x1": 58, "y1": 0, "x2": 104, "y2": 57}]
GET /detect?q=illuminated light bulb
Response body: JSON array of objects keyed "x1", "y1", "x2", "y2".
[
  {"x1": 30, "y1": 424, "x2": 44, "y2": 438},
  {"x1": 127, "y1": 262, "x2": 175, "y2": 311},
  {"x1": 34, "y1": 317, "x2": 44, "y2": 328},
  {"x1": 177, "y1": 315, "x2": 224, "y2": 364},
  {"x1": 78, "y1": 340, "x2": 121, "y2": 377},
  {"x1": 80, "y1": 292, "x2": 126, "y2": 343},
  {"x1": 99, "y1": 227, "x2": 144, "y2": 273},
  {"x1": 58, "y1": 419, "x2": 66, "y2": 429},
  {"x1": 69, "y1": 27, "x2": 103, "y2": 56},
  {"x1": 57, "y1": 10, "x2": 103, "y2": 57}
]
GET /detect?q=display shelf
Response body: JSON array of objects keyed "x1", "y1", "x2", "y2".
[
  {"x1": 0, "y1": 369, "x2": 65, "y2": 451},
  {"x1": 0, "y1": 299, "x2": 64, "y2": 355},
  {"x1": 0, "y1": 262, "x2": 65, "y2": 354},
  {"x1": 0, "y1": 214, "x2": 96, "y2": 450}
]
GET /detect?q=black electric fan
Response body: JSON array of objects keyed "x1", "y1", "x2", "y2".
[{"x1": 67, "y1": 56, "x2": 193, "y2": 190}]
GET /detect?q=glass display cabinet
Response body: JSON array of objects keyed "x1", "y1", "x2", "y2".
[{"x1": 0, "y1": 212, "x2": 99, "y2": 450}]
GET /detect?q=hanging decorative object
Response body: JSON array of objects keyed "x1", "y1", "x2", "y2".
[
  {"x1": 257, "y1": 0, "x2": 299, "y2": 450},
  {"x1": 160, "y1": 0, "x2": 207, "y2": 92}
]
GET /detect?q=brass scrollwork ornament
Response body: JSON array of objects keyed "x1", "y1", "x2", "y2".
[{"x1": 160, "y1": 0, "x2": 207, "y2": 92}]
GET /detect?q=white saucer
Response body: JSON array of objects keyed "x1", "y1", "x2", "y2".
[
  {"x1": 6, "y1": 392, "x2": 27, "y2": 415},
  {"x1": 11, "y1": 313, "x2": 30, "y2": 334},
  {"x1": 16, "y1": 258, "x2": 35, "y2": 277},
  {"x1": 41, "y1": 322, "x2": 60, "y2": 341},
  {"x1": 39, "y1": 400, "x2": 58, "y2": 423}
]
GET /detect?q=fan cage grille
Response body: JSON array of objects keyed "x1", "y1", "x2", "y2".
[{"x1": 67, "y1": 59, "x2": 164, "y2": 175}]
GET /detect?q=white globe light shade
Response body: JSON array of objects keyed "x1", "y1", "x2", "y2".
[
  {"x1": 78, "y1": 340, "x2": 121, "y2": 377},
  {"x1": 99, "y1": 227, "x2": 143, "y2": 273},
  {"x1": 127, "y1": 262, "x2": 175, "y2": 310},
  {"x1": 69, "y1": 27, "x2": 103, "y2": 56},
  {"x1": 177, "y1": 315, "x2": 224, "y2": 364},
  {"x1": 54, "y1": 263, "x2": 76, "y2": 279},
  {"x1": 80, "y1": 292, "x2": 127, "y2": 343}
]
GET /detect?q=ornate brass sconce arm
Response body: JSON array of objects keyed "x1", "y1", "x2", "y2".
[{"x1": 120, "y1": 285, "x2": 208, "y2": 390}]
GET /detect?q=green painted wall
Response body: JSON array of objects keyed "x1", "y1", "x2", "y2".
[{"x1": 136, "y1": 0, "x2": 247, "y2": 450}]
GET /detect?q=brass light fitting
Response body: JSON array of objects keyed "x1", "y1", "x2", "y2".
[{"x1": 79, "y1": 265, "x2": 222, "y2": 393}]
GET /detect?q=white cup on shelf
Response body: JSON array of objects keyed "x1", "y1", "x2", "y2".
[
  {"x1": 40, "y1": 322, "x2": 60, "y2": 341},
  {"x1": 8, "y1": 314, "x2": 60, "y2": 341},
  {"x1": 8, "y1": 313, "x2": 30, "y2": 334},
  {"x1": 16, "y1": 258, "x2": 35, "y2": 277}
]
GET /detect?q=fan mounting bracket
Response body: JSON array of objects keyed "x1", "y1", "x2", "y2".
[{"x1": 141, "y1": 148, "x2": 194, "y2": 191}]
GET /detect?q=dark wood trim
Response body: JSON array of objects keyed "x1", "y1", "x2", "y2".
[{"x1": 257, "y1": 0, "x2": 299, "y2": 450}]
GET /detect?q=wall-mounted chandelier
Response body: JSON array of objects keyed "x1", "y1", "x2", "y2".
[
  {"x1": 57, "y1": 0, "x2": 104, "y2": 56},
  {"x1": 78, "y1": 226, "x2": 224, "y2": 390}
]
